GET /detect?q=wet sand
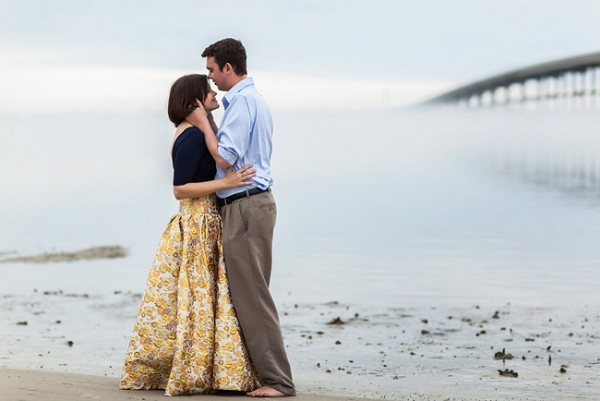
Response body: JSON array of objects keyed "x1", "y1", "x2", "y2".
[
  {"x1": 1, "y1": 289, "x2": 599, "y2": 400},
  {"x1": 0, "y1": 246, "x2": 127, "y2": 264}
]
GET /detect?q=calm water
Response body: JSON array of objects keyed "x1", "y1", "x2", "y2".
[{"x1": 1, "y1": 107, "x2": 600, "y2": 309}]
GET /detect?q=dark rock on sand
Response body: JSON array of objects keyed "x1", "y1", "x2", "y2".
[
  {"x1": 327, "y1": 317, "x2": 346, "y2": 325},
  {"x1": 494, "y1": 348, "x2": 514, "y2": 360},
  {"x1": 498, "y1": 369, "x2": 518, "y2": 378}
]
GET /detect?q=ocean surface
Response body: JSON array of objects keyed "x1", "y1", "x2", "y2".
[
  {"x1": 2, "y1": 105, "x2": 600, "y2": 307},
  {"x1": 1, "y1": 105, "x2": 600, "y2": 399}
]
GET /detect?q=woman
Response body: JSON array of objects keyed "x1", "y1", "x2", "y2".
[{"x1": 119, "y1": 74, "x2": 259, "y2": 396}]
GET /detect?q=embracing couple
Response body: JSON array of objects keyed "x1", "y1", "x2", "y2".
[{"x1": 119, "y1": 38, "x2": 295, "y2": 397}]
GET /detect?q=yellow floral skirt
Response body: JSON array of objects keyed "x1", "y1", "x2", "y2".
[{"x1": 119, "y1": 195, "x2": 259, "y2": 396}]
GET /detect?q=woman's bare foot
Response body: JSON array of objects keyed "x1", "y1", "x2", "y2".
[{"x1": 246, "y1": 386, "x2": 288, "y2": 397}]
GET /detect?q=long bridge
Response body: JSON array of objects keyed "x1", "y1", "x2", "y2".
[{"x1": 425, "y1": 52, "x2": 600, "y2": 106}]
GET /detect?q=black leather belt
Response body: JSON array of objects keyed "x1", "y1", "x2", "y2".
[{"x1": 217, "y1": 187, "x2": 270, "y2": 207}]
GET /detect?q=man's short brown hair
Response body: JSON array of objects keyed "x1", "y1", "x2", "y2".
[
  {"x1": 167, "y1": 74, "x2": 210, "y2": 127},
  {"x1": 202, "y1": 38, "x2": 247, "y2": 76}
]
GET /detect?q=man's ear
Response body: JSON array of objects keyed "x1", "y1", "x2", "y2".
[{"x1": 223, "y1": 63, "x2": 233, "y2": 74}]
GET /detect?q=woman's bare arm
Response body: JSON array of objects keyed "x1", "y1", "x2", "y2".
[{"x1": 173, "y1": 164, "x2": 255, "y2": 200}]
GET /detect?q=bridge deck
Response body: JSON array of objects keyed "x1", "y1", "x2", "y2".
[{"x1": 427, "y1": 52, "x2": 600, "y2": 104}]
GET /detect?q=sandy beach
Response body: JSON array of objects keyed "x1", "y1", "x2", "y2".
[
  {"x1": 1, "y1": 283, "x2": 599, "y2": 400},
  {"x1": 0, "y1": 369, "x2": 377, "y2": 401}
]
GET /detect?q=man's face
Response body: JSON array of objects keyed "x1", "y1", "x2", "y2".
[{"x1": 206, "y1": 56, "x2": 227, "y2": 91}]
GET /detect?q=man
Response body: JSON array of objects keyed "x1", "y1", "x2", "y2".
[{"x1": 187, "y1": 38, "x2": 295, "y2": 397}]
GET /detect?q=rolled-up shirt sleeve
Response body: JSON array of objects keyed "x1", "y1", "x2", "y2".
[{"x1": 218, "y1": 96, "x2": 253, "y2": 166}]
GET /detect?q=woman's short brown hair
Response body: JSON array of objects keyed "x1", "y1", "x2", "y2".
[{"x1": 168, "y1": 74, "x2": 210, "y2": 126}]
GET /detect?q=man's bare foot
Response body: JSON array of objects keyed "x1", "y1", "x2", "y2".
[{"x1": 246, "y1": 386, "x2": 288, "y2": 397}]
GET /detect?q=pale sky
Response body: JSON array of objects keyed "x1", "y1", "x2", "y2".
[{"x1": 1, "y1": 0, "x2": 600, "y2": 112}]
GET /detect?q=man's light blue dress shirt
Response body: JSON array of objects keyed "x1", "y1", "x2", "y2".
[{"x1": 215, "y1": 77, "x2": 274, "y2": 199}]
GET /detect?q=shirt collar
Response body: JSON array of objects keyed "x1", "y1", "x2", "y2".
[{"x1": 223, "y1": 77, "x2": 254, "y2": 109}]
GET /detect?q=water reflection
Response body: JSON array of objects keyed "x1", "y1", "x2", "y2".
[{"x1": 482, "y1": 116, "x2": 600, "y2": 207}]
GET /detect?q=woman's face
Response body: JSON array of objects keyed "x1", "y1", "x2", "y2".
[{"x1": 202, "y1": 86, "x2": 220, "y2": 112}]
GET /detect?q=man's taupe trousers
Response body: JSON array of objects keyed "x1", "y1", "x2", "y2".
[{"x1": 220, "y1": 191, "x2": 295, "y2": 396}]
